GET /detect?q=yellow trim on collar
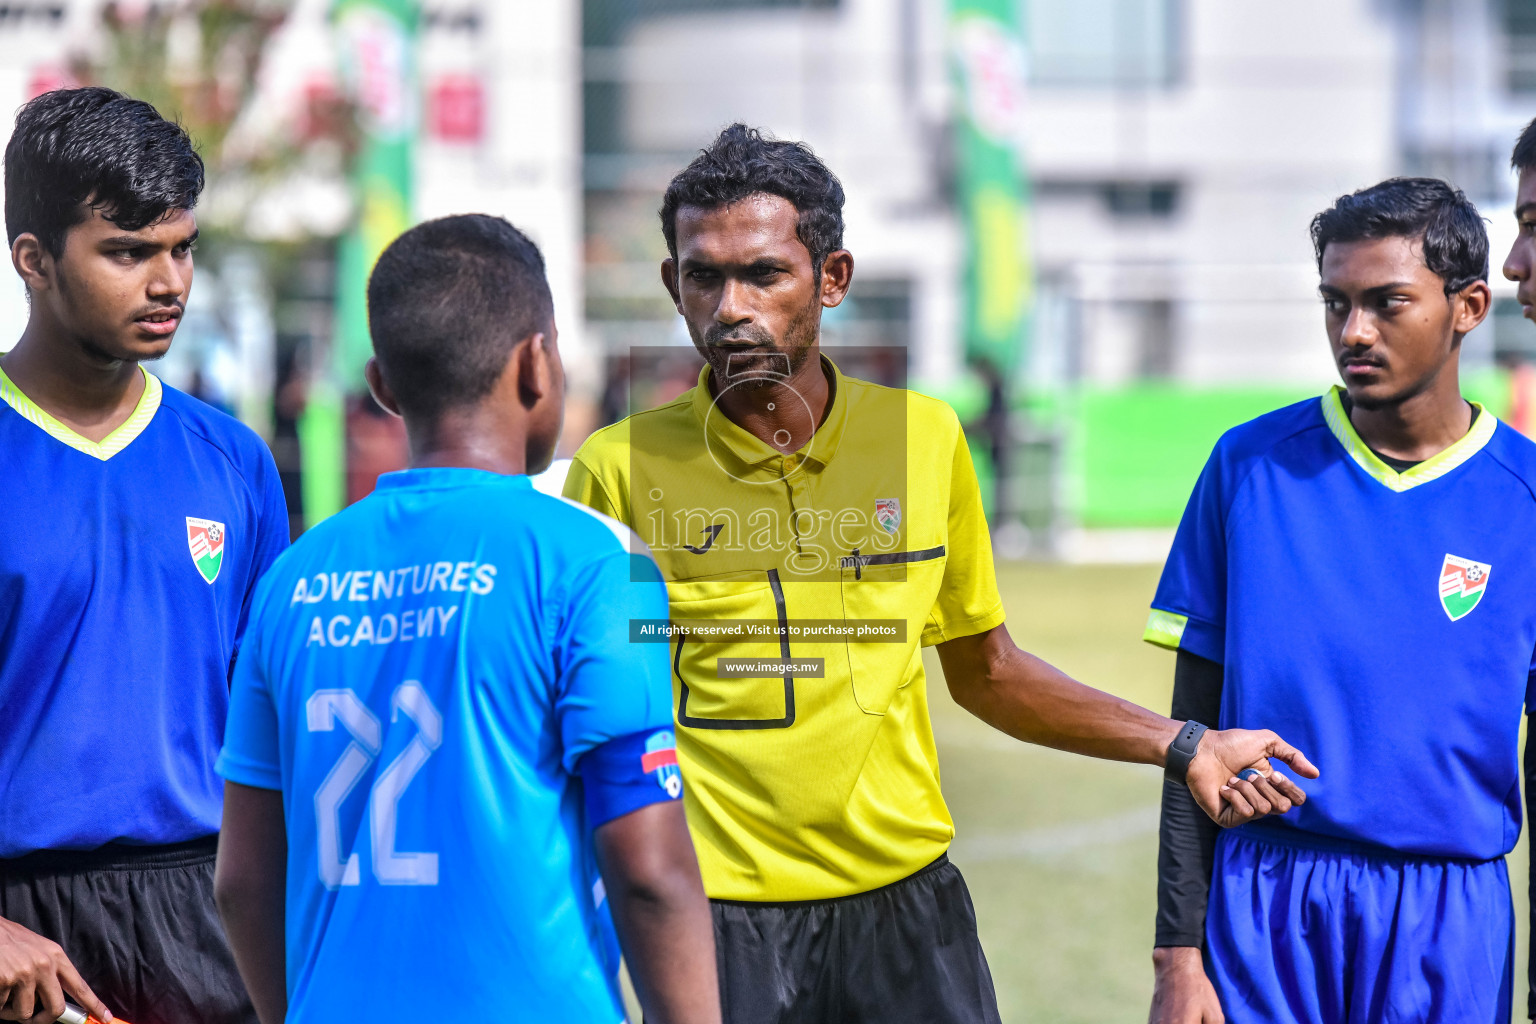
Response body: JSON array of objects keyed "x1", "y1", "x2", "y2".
[
  {"x1": 1143, "y1": 608, "x2": 1188, "y2": 650},
  {"x1": 0, "y1": 364, "x2": 162, "y2": 460},
  {"x1": 1321, "y1": 386, "x2": 1495, "y2": 492}
]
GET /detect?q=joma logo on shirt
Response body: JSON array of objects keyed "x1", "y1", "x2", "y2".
[{"x1": 684, "y1": 524, "x2": 724, "y2": 554}]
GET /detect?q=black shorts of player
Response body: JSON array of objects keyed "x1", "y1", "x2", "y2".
[
  {"x1": 710, "y1": 854, "x2": 1002, "y2": 1024},
  {"x1": 0, "y1": 836, "x2": 257, "y2": 1024}
]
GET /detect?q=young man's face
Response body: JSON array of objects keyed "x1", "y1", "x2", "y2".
[
  {"x1": 1320, "y1": 235, "x2": 1478, "y2": 410},
  {"x1": 663, "y1": 192, "x2": 826, "y2": 388},
  {"x1": 1503, "y1": 166, "x2": 1536, "y2": 320},
  {"x1": 41, "y1": 205, "x2": 197, "y2": 364}
]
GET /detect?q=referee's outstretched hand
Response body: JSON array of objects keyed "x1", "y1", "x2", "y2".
[
  {"x1": 1186, "y1": 729, "x2": 1319, "y2": 829},
  {"x1": 0, "y1": 916, "x2": 111, "y2": 1024}
]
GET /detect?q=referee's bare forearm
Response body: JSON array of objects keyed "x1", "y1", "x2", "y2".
[
  {"x1": 937, "y1": 623, "x2": 1181, "y2": 765},
  {"x1": 938, "y1": 623, "x2": 1317, "y2": 831}
]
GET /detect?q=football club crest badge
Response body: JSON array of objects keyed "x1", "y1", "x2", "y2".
[
  {"x1": 187, "y1": 517, "x2": 226, "y2": 584},
  {"x1": 642, "y1": 730, "x2": 682, "y2": 798},
  {"x1": 1439, "y1": 554, "x2": 1490, "y2": 622},
  {"x1": 875, "y1": 498, "x2": 901, "y2": 535}
]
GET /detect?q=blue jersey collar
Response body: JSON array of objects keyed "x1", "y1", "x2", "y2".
[{"x1": 373, "y1": 467, "x2": 534, "y2": 493}]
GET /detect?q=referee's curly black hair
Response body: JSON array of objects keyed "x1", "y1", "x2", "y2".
[
  {"x1": 660, "y1": 123, "x2": 846, "y2": 276},
  {"x1": 5, "y1": 86, "x2": 204, "y2": 257}
]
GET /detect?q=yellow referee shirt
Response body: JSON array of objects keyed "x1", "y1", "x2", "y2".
[{"x1": 563, "y1": 356, "x2": 1005, "y2": 901}]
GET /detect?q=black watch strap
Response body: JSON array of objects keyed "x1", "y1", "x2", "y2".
[{"x1": 1164, "y1": 720, "x2": 1209, "y2": 783}]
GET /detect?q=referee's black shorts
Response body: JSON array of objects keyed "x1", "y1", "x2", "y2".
[
  {"x1": 711, "y1": 853, "x2": 1002, "y2": 1024},
  {"x1": 0, "y1": 836, "x2": 257, "y2": 1024}
]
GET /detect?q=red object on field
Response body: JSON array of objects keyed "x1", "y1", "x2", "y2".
[
  {"x1": 300, "y1": 75, "x2": 347, "y2": 142},
  {"x1": 27, "y1": 66, "x2": 78, "y2": 99},
  {"x1": 1511, "y1": 363, "x2": 1536, "y2": 438},
  {"x1": 641, "y1": 748, "x2": 678, "y2": 773},
  {"x1": 428, "y1": 73, "x2": 484, "y2": 143}
]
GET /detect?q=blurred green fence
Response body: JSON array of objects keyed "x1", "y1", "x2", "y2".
[{"x1": 965, "y1": 371, "x2": 1517, "y2": 536}]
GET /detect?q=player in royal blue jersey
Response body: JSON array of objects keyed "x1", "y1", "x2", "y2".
[
  {"x1": 1145, "y1": 178, "x2": 1531, "y2": 1024},
  {"x1": 213, "y1": 214, "x2": 720, "y2": 1024},
  {"x1": 0, "y1": 88, "x2": 288, "y2": 1024}
]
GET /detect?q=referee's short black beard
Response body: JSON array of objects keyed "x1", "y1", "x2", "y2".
[
  {"x1": 694, "y1": 298, "x2": 821, "y2": 389},
  {"x1": 727, "y1": 371, "x2": 782, "y2": 391}
]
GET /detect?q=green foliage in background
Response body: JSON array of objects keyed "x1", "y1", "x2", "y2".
[{"x1": 72, "y1": 0, "x2": 360, "y2": 250}]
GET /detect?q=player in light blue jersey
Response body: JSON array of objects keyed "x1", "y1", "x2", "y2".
[
  {"x1": 1146, "y1": 179, "x2": 1533, "y2": 1024},
  {"x1": 213, "y1": 214, "x2": 720, "y2": 1024}
]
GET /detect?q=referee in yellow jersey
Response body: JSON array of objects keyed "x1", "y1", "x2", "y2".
[{"x1": 563, "y1": 124, "x2": 1318, "y2": 1024}]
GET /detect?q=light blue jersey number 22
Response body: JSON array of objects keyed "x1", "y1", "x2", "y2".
[{"x1": 305, "y1": 682, "x2": 444, "y2": 888}]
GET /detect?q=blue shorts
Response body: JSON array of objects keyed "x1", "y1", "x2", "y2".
[{"x1": 1207, "y1": 829, "x2": 1513, "y2": 1024}]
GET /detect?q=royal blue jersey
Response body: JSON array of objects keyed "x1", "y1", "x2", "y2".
[
  {"x1": 218, "y1": 468, "x2": 676, "y2": 1024},
  {"x1": 0, "y1": 366, "x2": 288, "y2": 858},
  {"x1": 1146, "y1": 388, "x2": 1536, "y2": 860}
]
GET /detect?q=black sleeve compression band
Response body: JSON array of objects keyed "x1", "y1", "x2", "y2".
[{"x1": 1155, "y1": 649, "x2": 1224, "y2": 949}]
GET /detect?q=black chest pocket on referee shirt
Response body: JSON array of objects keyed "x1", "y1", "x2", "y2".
[{"x1": 668, "y1": 570, "x2": 798, "y2": 730}]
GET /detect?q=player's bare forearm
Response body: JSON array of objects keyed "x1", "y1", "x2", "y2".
[
  {"x1": 214, "y1": 783, "x2": 288, "y2": 1024},
  {"x1": 594, "y1": 802, "x2": 721, "y2": 1024},
  {"x1": 1149, "y1": 947, "x2": 1223, "y2": 1024},
  {"x1": 938, "y1": 624, "x2": 1182, "y2": 763},
  {"x1": 938, "y1": 624, "x2": 1319, "y2": 828}
]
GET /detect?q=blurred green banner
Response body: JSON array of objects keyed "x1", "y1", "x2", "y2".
[
  {"x1": 949, "y1": 0, "x2": 1032, "y2": 373},
  {"x1": 300, "y1": 0, "x2": 419, "y2": 528}
]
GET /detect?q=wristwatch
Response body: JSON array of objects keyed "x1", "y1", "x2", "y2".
[{"x1": 1164, "y1": 720, "x2": 1208, "y2": 783}]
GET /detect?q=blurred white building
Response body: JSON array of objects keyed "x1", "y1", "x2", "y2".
[
  {"x1": 579, "y1": 0, "x2": 1536, "y2": 531},
  {"x1": 581, "y1": 0, "x2": 1532, "y2": 394},
  {"x1": 0, "y1": 0, "x2": 1528, "y2": 524},
  {"x1": 0, "y1": 0, "x2": 1523, "y2": 404}
]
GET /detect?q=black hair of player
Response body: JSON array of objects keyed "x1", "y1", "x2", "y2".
[
  {"x1": 367, "y1": 213, "x2": 554, "y2": 419},
  {"x1": 1513, "y1": 116, "x2": 1536, "y2": 173},
  {"x1": 4, "y1": 87, "x2": 205, "y2": 257},
  {"x1": 660, "y1": 123, "x2": 845, "y2": 276},
  {"x1": 1309, "y1": 177, "x2": 1488, "y2": 295}
]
